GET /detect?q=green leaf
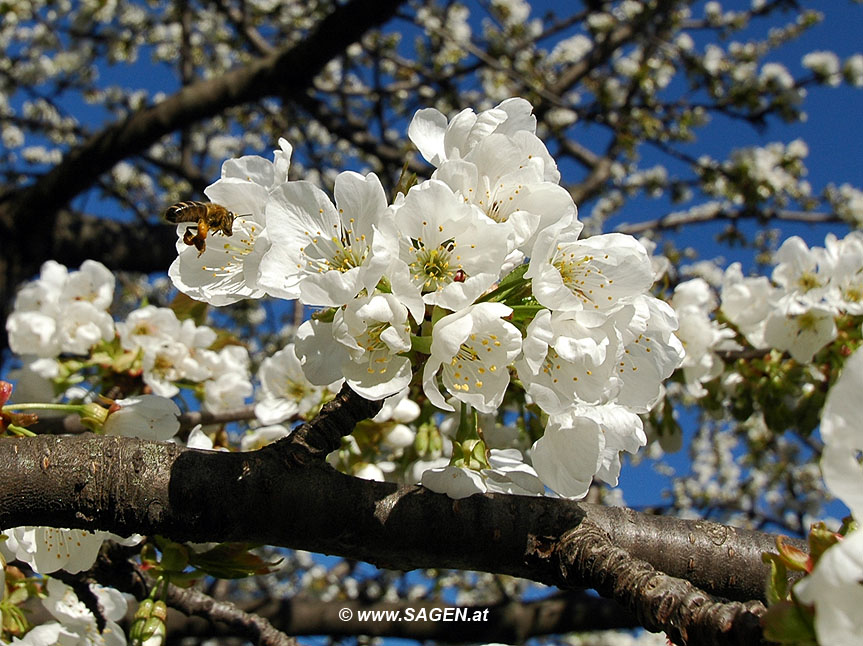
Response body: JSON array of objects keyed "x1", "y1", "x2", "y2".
[
  {"x1": 188, "y1": 543, "x2": 282, "y2": 579},
  {"x1": 155, "y1": 536, "x2": 190, "y2": 573},
  {"x1": 170, "y1": 291, "x2": 208, "y2": 325},
  {"x1": 479, "y1": 264, "x2": 530, "y2": 304}
]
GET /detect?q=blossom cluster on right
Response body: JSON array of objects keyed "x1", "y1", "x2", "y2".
[{"x1": 673, "y1": 231, "x2": 863, "y2": 399}]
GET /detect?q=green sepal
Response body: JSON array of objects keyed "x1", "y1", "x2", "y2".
[
  {"x1": 761, "y1": 600, "x2": 817, "y2": 645},
  {"x1": 410, "y1": 334, "x2": 432, "y2": 355},
  {"x1": 762, "y1": 552, "x2": 789, "y2": 604},
  {"x1": 480, "y1": 264, "x2": 530, "y2": 304},
  {"x1": 807, "y1": 522, "x2": 841, "y2": 567},
  {"x1": 776, "y1": 535, "x2": 811, "y2": 572}
]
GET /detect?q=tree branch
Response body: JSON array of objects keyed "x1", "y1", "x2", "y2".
[
  {"x1": 615, "y1": 205, "x2": 842, "y2": 236},
  {"x1": 3, "y1": 0, "x2": 407, "y2": 228},
  {"x1": 67, "y1": 547, "x2": 297, "y2": 646},
  {"x1": 541, "y1": 520, "x2": 767, "y2": 646},
  {"x1": 275, "y1": 383, "x2": 383, "y2": 463},
  {"x1": 163, "y1": 582, "x2": 297, "y2": 646},
  {"x1": 0, "y1": 432, "x2": 801, "y2": 608},
  {"x1": 166, "y1": 592, "x2": 638, "y2": 642}
]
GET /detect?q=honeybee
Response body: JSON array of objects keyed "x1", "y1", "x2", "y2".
[{"x1": 163, "y1": 201, "x2": 236, "y2": 256}]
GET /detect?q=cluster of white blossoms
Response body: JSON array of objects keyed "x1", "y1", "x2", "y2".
[
  {"x1": 698, "y1": 140, "x2": 810, "y2": 207},
  {"x1": 6, "y1": 260, "x2": 115, "y2": 359},
  {"x1": 0, "y1": 578, "x2": 127, "y2": 646},
  {"x1": 3, "y1": 269, "x2": 255, "y2": 585},
  {"x1": 670, "y1": 231, "x2": 863, "y2": 397},
  {"x1": 116, "y1": 305, "x2": 252, "y2": 412},
  {"x1": 5, "y1": 263, "x2": 253, "y2": 417},
  {"x1": 722, "y1": 232, "x2": 863, "y2": 362},
  {"x1": 167, "y1": 98, "x2": 685, "y2": 499},
  {"x1": 670, "y1": 278, "x2": 738, "y2": 398}
]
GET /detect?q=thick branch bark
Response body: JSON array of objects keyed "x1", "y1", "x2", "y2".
[
  {"x1": 539, "y1": 521, "x2": 767, "y2": 646},
  {"x1": 49, "y1": 210, "x2": 177, "y2": 274},
  {"x1": 0, "y1": 432, "x2": 800, "y2": 607}
]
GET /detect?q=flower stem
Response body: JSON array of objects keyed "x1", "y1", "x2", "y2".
[{"x1": 2, "y1": 403, "x2": 86, "y2": 414}]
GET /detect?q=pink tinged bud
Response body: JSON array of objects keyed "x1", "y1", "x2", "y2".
[{"x1": 0, "y1": 380, "x2": 13, "y2": 406}]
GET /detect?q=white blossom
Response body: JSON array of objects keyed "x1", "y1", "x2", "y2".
[
  {"x1": 408, "y1": 97, "x2": 538, "y2": 167},
  {"x1": 255, "y1": 344, "x2": 326, "y2": 425},
  {"x1": 531, "y1": 414, "x2": 604, "y2": 499},
  {"x1": 169, "y1": 140, "x2": 292, "y2": 306},
  {"x1": 527, "y1": 227, "x2": 653, "y2": 314},
  {"x1": 763, "y1": 306, "x2": 837, "y2": 363},
  {"x1": 844, "y1": 54, "x2": 863, "y2": 87},
  {"x1": 422, "y1": 303, "x2": 522, "y2": 413},
  {"x1": 793, "y1": 346, "x2": 863, "y2": 644},
  {"x1": 421, "y1": 465, "x2": 487, "y2": 499},
  {"x1": 259, "y1": 171, "x2": 394, "y2": 306},
  {"x1": 817, "y1": 346, "x2": 863, "y2": 520},
  {"x1": 802, "y1": 50, "x2": 841, "y2": 85},
  {"x1": 241, "y1": 425, "x2": 292, "y2": 451},
  {"x1": 102, "y1": 394, "x2": 180, "y2": 441},
  {"x1": 332, "y1": 293, "x2": 414, "y2": 400},
  {"x1": 1, "y1": 527, "x2": 106, "y2": 575},
  {"x1": 293, "y1": 318, "x2": 350, "y2": 387},
  {"x1": 432, "y1": 131, "x2": 575, "y2": 251},
  {"x1": 671, "y1": 278, "x2": 738, "y2": 396},
  {"x1": 6, "y1": 260, "x2": 115, "y2": 358},
  {"x1": 613, "y1": 295, "x2": 685, "y2": 413},
  {"x1": 392, "y1": 179, "x2": 511, "y2": 312},
  {"x1": 794, "y1": 530, "x2": 863, "y2": 646},
  {"x1": 38, "y1": 578, "x2": 127, "y2": 646},
  {"x1": 720, "y1": 262, "x2": 777, "y2": 349},
  {"x1": 516, "y1": 308, "x2": 621, "y2": 415},
  {"x1": 481, "y1": 449, "x2": 545, "y2": 495}
]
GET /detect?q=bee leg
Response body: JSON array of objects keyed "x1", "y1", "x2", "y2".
[
  {"x1": 182, "y1": 226, "x2": 198, "y2": 246},
  {"x1": 193, "y1": 219, "x2": 211, "y2": 256}
]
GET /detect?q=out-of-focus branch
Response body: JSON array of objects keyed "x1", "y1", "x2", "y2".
[
  {"x1": 78, "y1": 548, "x2": 297, "y2": 646},
  {"x1": 212, "y1": 0, "x2": 276, "y2": 57},
  {"x1": 166, "y1": 592, "x2": 638, "y2": 642},
  {"x1": 164, "y1": 582, "x2": 297, "y2": 646},
  {"x1": 616, "y1": 206, "x2": 841, "y2": 236},
  {"x1": 293, "y1": 93, "x2": 429, "y2": 177},
  {"x1": 2, "y1": 0, "x2": 407, "y2": 228}
]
